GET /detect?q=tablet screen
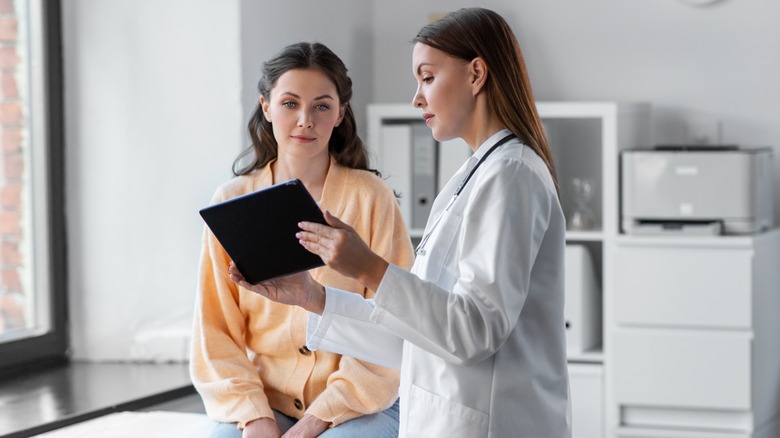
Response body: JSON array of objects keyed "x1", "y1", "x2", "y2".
[{"x1": 199, "y1": 179, "x2": 326, "y2": 284}]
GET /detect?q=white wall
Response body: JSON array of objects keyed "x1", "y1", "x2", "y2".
[
  {"x1": 62, "y1": 0, "x2": 243, "y2": 360},
  {"x1": 372, "y1": 0, "x2": 780, "y2": 219},
  {"x1": 62, "y1": 0, "x2": 374, "y2": 361},
  {"x1": 62, "y1": 0, "x2": 780, "y2": 360},
  {"x1": 239, "y1": 0, "x2": 374, "y2": 145}
]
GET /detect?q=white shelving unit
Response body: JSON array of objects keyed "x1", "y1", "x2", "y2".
[{"x1": 368, "y1": 102, "x2": 652, "y2": 438}]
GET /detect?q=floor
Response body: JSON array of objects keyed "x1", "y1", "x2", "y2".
[
  {"x1": 0, "y1": 361, "x2": 203, "y2": 438},
  {"x1": 32, "y1": 411, "x2": 216, "y2": 438},
  {"x1": 139, "y1": 391, "x2": 205, "y2": 414}
]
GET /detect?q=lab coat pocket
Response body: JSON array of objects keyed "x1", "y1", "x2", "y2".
[
  {"x1": 406, "y1": 384, "x2": 488, "y2": 437},
  {"x1": 417, "y1": 211, "x2": 462, "y2": 286}
]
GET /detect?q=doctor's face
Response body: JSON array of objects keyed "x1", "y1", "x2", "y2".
[
  {"x1": 261, "y1": 68, "x2": 345, "y2": 162},
  {"x1": 412, "y1": 43, "x2": 476, "y2": 142}
]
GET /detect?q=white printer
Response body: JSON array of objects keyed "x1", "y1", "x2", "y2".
[{"x1": 621, "y1": 145, "x2": 774, "y2": 235}]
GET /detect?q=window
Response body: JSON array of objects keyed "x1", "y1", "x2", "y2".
[{"x1": 0, "y1": 0, "x2": 66, "y2": 371}]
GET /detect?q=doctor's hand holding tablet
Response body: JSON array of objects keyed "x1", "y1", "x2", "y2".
[
  {"x1": 230, "y1": 7, "x2": 572, "y2": 438},
  {"x1": 229, "y1": 209, "x2": 389, "y2": 312}
]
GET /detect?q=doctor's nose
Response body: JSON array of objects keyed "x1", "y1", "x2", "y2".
[{"x1": 412, "y1": 87, "x2": 425, "y2": 109}]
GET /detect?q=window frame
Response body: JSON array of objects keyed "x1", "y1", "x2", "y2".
[{"x1": 0, "y1": 0, "x2": 67, "y2": 373}]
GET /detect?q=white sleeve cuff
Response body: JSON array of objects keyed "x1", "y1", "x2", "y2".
[{"x1": 305, "y1": 286, "x2": 402, "y2": 369}]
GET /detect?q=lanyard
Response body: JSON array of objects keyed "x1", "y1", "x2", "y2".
[{"x1": 415, "y1": 133, "x2": 516, "y2": 256}]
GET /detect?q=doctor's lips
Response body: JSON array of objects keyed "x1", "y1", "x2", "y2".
[{"x1": 422, "y1": 113, "x2": 434, "y2": 125}]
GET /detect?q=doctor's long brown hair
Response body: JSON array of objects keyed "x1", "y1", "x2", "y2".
[
  {"x1": 413, "y1": 8, "x2": 559, "y2": 195},
  {"x1": 233, "y1": 42, "x2": 373, "y2": 176}
]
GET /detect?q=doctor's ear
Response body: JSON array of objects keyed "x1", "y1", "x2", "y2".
[{"x1": 469, "y1": 57, "x2": 489, "y2": 96}]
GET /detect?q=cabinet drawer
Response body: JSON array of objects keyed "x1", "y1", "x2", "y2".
[
  {"x1": 614, "y1": 245, "x2": 752, "y2": 328},
  {"x1": 613, "y1": 329, "x2": 751, "y2": 411},
  {"x1": 568, "y1": 363, "x2": 603, "y2": 438},
  {"x1": 616, "y1": 426, "x2": 749, "y2": 438}
]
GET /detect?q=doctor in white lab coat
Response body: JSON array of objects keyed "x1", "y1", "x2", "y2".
[{"x1": 229, "y1": 7, "x2": 571, "y2": 438}]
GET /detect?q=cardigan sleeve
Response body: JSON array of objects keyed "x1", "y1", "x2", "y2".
[{"x1": 189, "y1": 187, "x2": 275, "y2": 428}]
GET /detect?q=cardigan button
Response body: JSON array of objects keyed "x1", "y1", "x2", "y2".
[
  {"x1": 298, "y1": 345, "x2": 310, "y2": 355},
  {"x1": 294, "y1": 398, "x2": 304, "y2": 410}
]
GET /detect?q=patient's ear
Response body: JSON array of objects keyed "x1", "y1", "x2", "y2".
[
  {"x1": 260, "y1": 97, "x2": 271, "y2": 122},
  {"x1": 335, "y1": 105, "x2": 345, "y2": 127}
]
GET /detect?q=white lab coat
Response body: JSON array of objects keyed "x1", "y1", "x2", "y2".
[{"x1": 307, "y1": 130, "x2": 571, "y2": 437}]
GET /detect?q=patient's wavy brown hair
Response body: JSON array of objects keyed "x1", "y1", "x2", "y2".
[{"x1": 234, "y1": 42, "x2": 374, "y2": 176}]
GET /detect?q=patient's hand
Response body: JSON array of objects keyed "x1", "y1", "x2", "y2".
[
  {"x1": 281, "y1": 414, "x2": 329, "y2": 438},
  {"x1": 228, "y1": 262, "x2": 326, "y2": 315},
  {"x1": 243, "y1": 417, "x2": 281, "y2": 438}
]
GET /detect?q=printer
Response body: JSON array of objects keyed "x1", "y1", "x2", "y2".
[{"x1": 621, "y1": 145, "x2": 774, "y2": 235}]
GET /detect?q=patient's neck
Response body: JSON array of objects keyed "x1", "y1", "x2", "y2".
[{"x1": 272, "y1": 153, "x2": 329, "y2": 201}]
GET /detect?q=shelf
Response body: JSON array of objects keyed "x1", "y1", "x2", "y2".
[
  {"x1": 568, "y1": 347, "x2": 604, "y2": 364},
  {"x1": 615, "y1": 231, "x2": 776, "y2": 249},
  {"x1": 566, "y1": 230, "x2": 604, "y2": 242}
]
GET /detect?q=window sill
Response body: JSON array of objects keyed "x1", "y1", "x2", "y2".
[{"x1": 0, "y1": 361, "x2": 195, "y2": 438}]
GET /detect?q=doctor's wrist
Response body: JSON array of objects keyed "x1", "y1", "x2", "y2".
[{"x1": 358, "y1": 255, "x2": 389, "y2": 293}]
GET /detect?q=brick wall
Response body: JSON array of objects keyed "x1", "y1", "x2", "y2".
[{"x1": 0, "y1": 0, "x2": 25, "y2": 333}]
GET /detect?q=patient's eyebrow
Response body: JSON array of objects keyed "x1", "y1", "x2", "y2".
[{"x1": 279, "y1": 92, "x2": 335, "y2": 101}]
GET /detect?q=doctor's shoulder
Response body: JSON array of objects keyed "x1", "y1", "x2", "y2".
[
  {"x1": 462, "y1": 150, "x2": 561, "y2": 234},
  {"x1": 483, "y1": 142, "x2": 557, "y2": 195}
]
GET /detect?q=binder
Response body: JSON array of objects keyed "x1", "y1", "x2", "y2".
[
  {"x1": 378, "y1": 120, "x2": 471, "y2": 232},
  {"x1": 438, "y1": 137, "x2": 473, "y2": 191},
  {"x1": 380, "y1": 123, "x2": 412, "y2": 225},
  {"x1": 564, "y1": 244, "x2": 601, "y2": 354},
  {"x1": 410, "y1": 122, "x2": 437, "y2": 229}
]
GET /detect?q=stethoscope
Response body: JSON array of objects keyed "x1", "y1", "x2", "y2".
[{"x1": 415, "y1": 133, "x2": 516, "y2": 256}]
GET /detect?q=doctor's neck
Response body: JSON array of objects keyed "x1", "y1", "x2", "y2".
[{"x1": 461, "y1": 99, "x2": 507, "y2": 152}]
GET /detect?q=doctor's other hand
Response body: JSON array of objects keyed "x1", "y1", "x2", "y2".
[
  {"x1": 297, "y1": 210, "x2": 389, "y2": 292},
  {"x1": 227, "y1": 262, "x2": 326, "y2": 315}
]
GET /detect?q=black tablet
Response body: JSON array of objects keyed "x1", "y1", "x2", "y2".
[{"x1": 199, "y1": 178, "x2": 326, "y2": 284}]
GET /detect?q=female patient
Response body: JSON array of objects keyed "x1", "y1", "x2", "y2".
[
  {"x1": 191, "y1": 42, "x2": 414, "y2": 438},
  {"x1": 231, "y1": 8, "x2": 571, "y2": 438}
]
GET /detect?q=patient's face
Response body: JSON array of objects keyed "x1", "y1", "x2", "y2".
[{"x1": 261, "y1": 68, "x2": 345, "y2": 162}]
